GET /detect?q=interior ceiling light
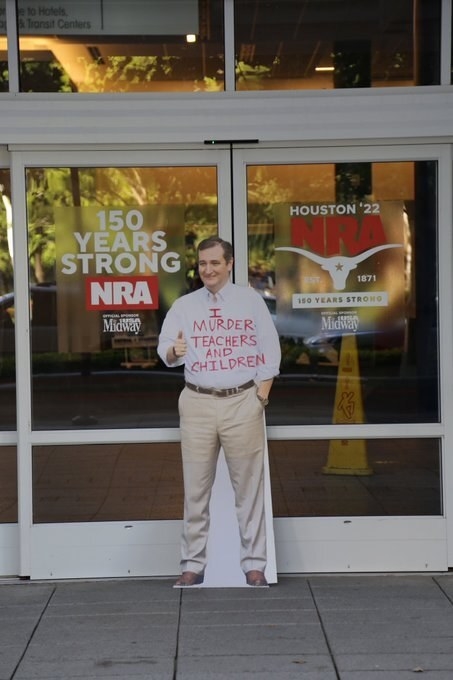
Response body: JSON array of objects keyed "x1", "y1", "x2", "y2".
[
  {"x1": 186, "y1": 34, "x2": 197, "y2": 43},
  {"x1": 315, "y1": 66, "x2": 334, "y2": 72}
]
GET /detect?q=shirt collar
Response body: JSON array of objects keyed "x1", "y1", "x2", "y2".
[{"x1": 205, "y1": 280, "x2": 232, "y2": 302}]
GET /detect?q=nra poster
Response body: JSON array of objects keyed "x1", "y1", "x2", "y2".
[
  {"x1": 274, "y1": 200, "x2": 407, "y2": 338},
  {"x1": 55, "y1": 205, "x2": 185, "y2": 354}
]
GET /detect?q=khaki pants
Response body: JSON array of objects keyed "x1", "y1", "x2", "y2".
[{"x1": 178, "y1": 385, "x2": 266, "y2": 575}]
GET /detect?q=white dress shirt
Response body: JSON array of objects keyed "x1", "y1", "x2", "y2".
[{"x1": 157, "y1": 281, "x2": 281, "y2": 389}]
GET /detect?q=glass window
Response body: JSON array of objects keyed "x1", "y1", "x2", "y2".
[
  {"x1": 451, "y1": 17, "x2": 453, "y2": 84},
  {"x1": 0, "y1": 0, "x2": 6, "y2": 92},
  {"x1": 33, "y1": 443, "x2": 183, "y2": 522},
  {"x1": 0, "y1": 446, "x2": 17, "y2": 522},
  {"x1": 26, "y1": 165, "x2": 217, "y2": 429},
  {"x1": 269, "y1": 438, "x2": 441, "y2": 517},
  {"x1": 32, "y1": 438, "x2": 441, "y2": 522},
  {"x1": 0, "y1": 171, "x2": 15, "y2": 430},
  {"x1": 247, "y1": 160, "x2": 438, "y2": 425},
  {"x1": 17, "y1": 0, "x2": 224, "y2": 92},
  {"x1": 235, "y1": 0, "x2": 441, "y2": 91}
]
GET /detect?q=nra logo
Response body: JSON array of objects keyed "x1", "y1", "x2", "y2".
[
  {"x1": 291, "y1": 214, "x2": 386, "y2": 256},
  {"x1": 85, "y1": 276, "x2": 159, "y2": 310}
]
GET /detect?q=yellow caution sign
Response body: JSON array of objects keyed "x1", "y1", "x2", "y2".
[{"x1": 323, "y1": 333, "x2": 373, "y2": 476}]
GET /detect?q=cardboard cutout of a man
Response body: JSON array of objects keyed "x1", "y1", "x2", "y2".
[{"x1": 157, "y1": 237, "x2": 281, "y2": 587}]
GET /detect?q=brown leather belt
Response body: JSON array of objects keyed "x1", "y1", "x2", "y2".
[{"x1": 185, "y1": 379, "x2": 255, "y2": 397}]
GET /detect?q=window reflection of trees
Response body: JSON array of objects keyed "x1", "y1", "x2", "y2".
[{"x1": 22, "y1": 166, "x2": 218, "y2": 288}]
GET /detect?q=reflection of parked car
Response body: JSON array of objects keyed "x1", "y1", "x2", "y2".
[
  {"x1": 0, "y1": 284, "x2": 57, "y2": 354},
  {"x1": 260, "y1": 292, "x2": 318, "y2": 342},
  {"x1": 304, "y1": 327, "x2": 405, "y2": 367}
]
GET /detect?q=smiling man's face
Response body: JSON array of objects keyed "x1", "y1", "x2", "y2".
[{"x1": 198, "y1": 244, "x2": 233, "y2": 294}]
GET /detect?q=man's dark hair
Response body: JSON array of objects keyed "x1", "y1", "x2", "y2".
[{"x1": 197, "y1": 236, "x2": 233, "y2": 263}]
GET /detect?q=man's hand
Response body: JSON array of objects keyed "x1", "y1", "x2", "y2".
[
  {"x1": 168, "y1": 330, "x2": 187, "y2": 363},
  {"x1": 256, "y1": 378, "x2": 274, "y2": 405}
]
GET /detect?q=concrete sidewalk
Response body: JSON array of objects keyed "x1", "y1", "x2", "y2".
[{"x1": 1, "y1": 574, "x2": 453, "y2": 679}]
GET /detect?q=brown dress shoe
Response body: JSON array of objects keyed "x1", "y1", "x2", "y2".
[
  {"x1": 174, "y1": 571, "x2": 204, "y2": 587},
  {"x1": 246, "y1": 570, "x2": 268, "y2": 587}
]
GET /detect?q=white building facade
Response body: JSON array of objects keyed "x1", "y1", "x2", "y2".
[{"x1": 0, "y1": 0, "x2": 452, "y2": 579}]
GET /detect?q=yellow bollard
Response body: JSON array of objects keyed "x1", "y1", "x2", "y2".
[{"x1": 323, "y1": 333, "x2": 373, "y2": 476}]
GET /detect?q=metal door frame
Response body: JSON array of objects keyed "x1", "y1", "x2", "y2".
[{"x1": 231, "y1": 143, "x2": 452, "y2": 572}]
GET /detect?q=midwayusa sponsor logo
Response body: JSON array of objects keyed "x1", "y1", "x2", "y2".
[
  {"x1": 321, "y1": 315, "x2": 359, "y2": 332},
  {"x1": 102, "y1": 316, "x2": 142, "y2": 334}
]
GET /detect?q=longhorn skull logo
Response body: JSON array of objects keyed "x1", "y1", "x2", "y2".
[{"x1": 275, "y1": 244, "x2": 402, "y2": 290}]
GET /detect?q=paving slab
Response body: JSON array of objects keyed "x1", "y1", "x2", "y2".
[
  {"x1": 0, "y1": 618, "x2": 43, "y2": 647},
  {"x1": 26, "y1": 627, "x2": 178, "y2": 659},
  {"x1": 0, "y1": 645, "x2": 29, "y2": 680},
  {"x1": 14, "y1": 656, "x2": 175, "y2": 680},
  {"x1": 178, "y1": 621, "x2": 329, "y2": 657},
  {"x1": 180, "y1": 606, "x2": 318, "y2": 626},
  {"x1": 180, "y1": 593, "x2": 315, "y2": 613},
  {"x1": 31, "y1": 611, "x2": 178, "y2": 643},
  {"x1": 181, "y1": 578, "x2": 312, "y2": 599},
  {"x1": 16, "y1": 676, "x2": 171, "y2": 680},
  {"x1": 0, "y1": 604, "x2": 50, "y2": 621},
  {"x1": 323, "y1": 623, "x2": 453, "y2": 655},
  {"x1": 47, "y1": 598, "x2": 180, "y2": 617},
  {"x1": 176, "y1": 654, "x2": 336, "y2": 679},
  {"x1": 0, "y1": 583, "x2": 54, "y2": 606},
  {"x1": 175, "y1": 671, "x2": 336, "y2": 680},
  {"x1": 335, "y1": 652, "x2": 453, "y2": 671},
  {"x1": 48, "y1": 578, "x2": 177, "y2": 605},
  {"x1": 0, "y1": 586, "x2": 52, "y2": 680},
  {"x1": 315, "y1": 595, "x2": 453, "y2": 613},
  {"x1": 434, "y1": 575, "x2": 453, "y2": 599},
  {"x1": 339, "y1": 672, "x2": 453, "y2": 679},
  {"x1": 310, "y1": 575, "x2": 450, "y2": 611},
  {"x1": 319, "y1": 607, "x2": 453, "y2": 629},
  {"x1": 309, "y1": 574, "x2": 453, "y2": 664}
]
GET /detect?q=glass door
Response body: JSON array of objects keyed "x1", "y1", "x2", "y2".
[
  {"x1": 10, "y1": 148, "x2": 232, "y2": 578},
  {"x1": 232, "y1": 144, "x2": 449, "y2": 572}
]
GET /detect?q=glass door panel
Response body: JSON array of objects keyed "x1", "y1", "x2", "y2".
[
  {"x1": 0, "y1": 445, "x2": 18, "y2": 576},
  {"x1": 33, "y1": 443, "x2": 183, "y2": 523},
  {"x1": 269, "y1": 438, "x2": 441, "y2": 518},
  {"x1": 0, "y1": 446, "x2": 17, "y2": 522},
  {"x1": 0, "y1": 167, "x2": 15, "y2": 430},
  {"x1": 21, "y1": 149, "x2": 230, "y2": 578},
  {"x1": 233, "y1": 147, "x2": 446, "y2": 572},
  {"x1": 246, "y1": 160, "x2": 439, "y2": 426},
  {"x1": 25, "y1": 164, "x2": 218, "y2": 430}
]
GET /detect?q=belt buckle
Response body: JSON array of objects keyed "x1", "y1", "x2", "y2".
[
  {"x1": 217, "y1": 386, "x2": 236, "y2": 397},
  {"x1": 212, "y1": 385, "x2": 243, "y2": 397}
]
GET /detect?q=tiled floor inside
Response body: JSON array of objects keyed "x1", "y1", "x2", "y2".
[{"x1": 0, "y1": 438, "x2": 440, "y2": 523}]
